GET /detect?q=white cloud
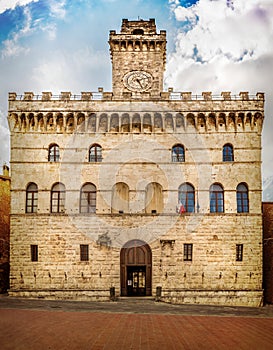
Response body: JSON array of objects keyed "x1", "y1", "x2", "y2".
[
  {"x1": 166, "y1": 0, "x2": 273, "y2": 179},
  {"x1": 0, "y1": 110, "x2": 10, "y2": 167},
  {"x1": 0, "y1": 0, "x2": 39, "y2": 14},
  {"x1": 31, "y1": 47, "x2": 110, "y2": 92},
  {"x1": 49, "y1": 0, "x2": 66, "y2": 19},
  {"x1": 1, "y1": 7, "x2": 33, "y2": 57}
]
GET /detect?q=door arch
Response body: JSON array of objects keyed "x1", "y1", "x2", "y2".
[{"x1": 120, "y1": 239, "x2": 152, "y2": 296}]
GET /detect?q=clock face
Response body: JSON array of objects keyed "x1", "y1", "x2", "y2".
[{"x1": 123, "y1": 71, "x2": 153, "y2": 92}]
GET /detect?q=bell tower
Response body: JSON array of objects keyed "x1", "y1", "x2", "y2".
[{"x1": 109, "y1": 18, "x2": 166, "y2": 99}]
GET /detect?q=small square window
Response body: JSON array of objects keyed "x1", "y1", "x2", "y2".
[
  {"x1": 183, "y1": 243, "x2": 193, "y2": 261},
  {"x1": 80, "y1": 244, "x2": 89, "y2": 261},
  {"x1": 236, "y1": 244, "x2": 243, "y2": 261},
  {"x1": 31, "y1": 245, "x2": 38, "y2": 262}
]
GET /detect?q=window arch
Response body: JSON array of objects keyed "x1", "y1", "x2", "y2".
[
  {"x1": 48, "y1": 144, "x2": 60, "y2": 162},
  {"x1": 172, "y1": 144, "x2": 185, "y2": 162},
  {"x1": 223, "y1": 144, "x2": 234, "y2": 162},
  {"x1": 178, "y1": 183, "x2": 195, "y2": 213},
  {"x1": 51, "y1": 183, "x2": 65, "y2": 213},
  {"x1": 210, "y1": 183, "x2": 224, "y2": 213},
  {"x1": 133, "y1": 29, "x2": 144, "y2": 35},
  {"x1": 145, "y1": 182, "x2": 163, "y2": 214},
  {"x1": 89, "y1": 144, "x2": 102, "y2": 162},
  {"x1": 80, "y1": 183, "x2": 96, "y2": 213},
  {"x1": 111, "y1": 182, "x2": 129, "y2": 213},
  {"x1": 26, "y1": 183, "x2": 38, "y2": 213},
  {"x1": 236, "y1": 183, "x2": 249, "y2": 213}
]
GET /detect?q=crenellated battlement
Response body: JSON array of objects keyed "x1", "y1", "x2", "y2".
[{"x1": 8, "y1": 90, "x2": 265, "y2": 102}]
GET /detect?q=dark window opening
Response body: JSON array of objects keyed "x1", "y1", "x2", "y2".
[
  {"x1": 31, "y1": 245, "x2": 38, "y2": 262},
  {"x1": 132, "y1": 29, "x2": 144, "y2": 35},
  {"x1": 80, "y1": 245, "x2": 89, "y2": 261},
  {"x1": 184, "y1": 244, "x2": 193, "y2": 261},
  {"x1": 236, "y1": 244, "x2": 243, "y2": 261}
]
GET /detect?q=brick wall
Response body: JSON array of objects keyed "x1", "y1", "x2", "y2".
[
  {"x1": 263, "y1": 202, "x2": 273, "y2": 303},
  {"x1": 0, "y1": 172, "x2": 11, "y2": 292}
]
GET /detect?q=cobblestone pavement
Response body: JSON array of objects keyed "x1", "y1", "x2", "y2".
[{"x1": 1, "y1": 296, "x2": 273, "y2": 349}]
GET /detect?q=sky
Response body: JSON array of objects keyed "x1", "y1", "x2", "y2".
[{"x1": 0, "y1": 0, "x2": 272, "y2": 184}]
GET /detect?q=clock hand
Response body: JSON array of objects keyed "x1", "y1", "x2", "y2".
[{"x1": 136, "y1": 78, "x2": 143, "y2": 88}]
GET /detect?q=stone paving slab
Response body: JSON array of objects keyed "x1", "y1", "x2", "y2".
[{"x1": 1, "y1": 295, "x2": 273, "y2": 318}]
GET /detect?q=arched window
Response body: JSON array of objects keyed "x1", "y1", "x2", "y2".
[
  {"x1": 145, "y1": 182, "x2": 163, "y2": 214},
  {"x1": 111, "y1": 182, "x2": 129, "y2": 213},
  {"x1": 172, "y1": 144, "x2": 185, "y2": 162},
  {"x1": 237, "y1": 183, "x2": 249, "y2": 213},
  {"x1": 26, "y1": 183, "x2": 38, "y2": 213},
  {"x1": 80, "y1": 183, "x2": 96, "y2": 213},
  {"x1": 178, "y1": 183, "x2": 195, "y2": 213},
  {"x1": 89, "y1": 144, "x2": 102, "y2": 162},
  {"x1": 48, "y1": 144, "x2": 60, "y2": 162},
  {"x1": 210, "y1": 183, "x2": 224, "y2": 213},
  {"x1": 223, "y1": 144, "x2": 234, "y2": 162},
  {"x1": 133, "y1": 29, "x2": 144, "y2": 35},
  {"x1": 51, "y1": 183, "x2": 65, "y2": 213}
]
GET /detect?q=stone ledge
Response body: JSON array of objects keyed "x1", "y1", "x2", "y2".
[{"x1": 160, "y1": 289, "x2": 264, "y2": 307}]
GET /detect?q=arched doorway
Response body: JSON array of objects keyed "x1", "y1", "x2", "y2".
[{"x1": 120, "y1": 240, "x2": 152, "y2": 296}]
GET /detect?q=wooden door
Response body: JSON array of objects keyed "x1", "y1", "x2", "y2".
[{"x1": 120, "y1": 240, "x2": 152, "y2": 296}]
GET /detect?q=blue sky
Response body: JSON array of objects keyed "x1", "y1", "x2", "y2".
[{"x1": 0, "y1": 0, "x2": 273, "y2": 188}]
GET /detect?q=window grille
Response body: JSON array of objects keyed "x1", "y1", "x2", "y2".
[
  {"x1": 236, "y1": 244, "x2": 243, "y2": 261},
  {"x1": 31, "y1": 245, "x2": 38, "y2": 262},
  {"x1": 183, "y1": 244, "x2": 193, "y2": 261},
  {"x1": 80, "y1": 245, "x2": 89, "y2": 261}
]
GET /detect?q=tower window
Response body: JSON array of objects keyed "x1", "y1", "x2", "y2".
[
  {"x1": 132, "y1": 29, "x2": 144, "y2": 35},
  {"x1": 223, "y1": 144, "x2": 234, "y2": 162},
  {"x1": 172, "y1": 144, "x2": 185, "y2": 162},
  {"x1": 31, "y1": 245, "x2": 38, "y2": 262},
  {"x1": 48, "y1": 144, "x2": 60, "y2": 162},
  {"x1": 184, "y1": 244, "x2": 193, "y2": 261},
  {"x1": 89, "y1": 144, "x2": 102, "y2": 162},
  {"x1": 236, "y1": 244, "x2": 243, "y2": 261},
  {"x1": 80, "y1": 245, "x2": 89, "y2": 261},
  {"x1": 26, "y1": 183, "x2": 38, "y2": 213}
]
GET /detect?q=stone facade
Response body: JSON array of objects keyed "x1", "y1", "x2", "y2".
[
  {"x1": 0, "y1": 165, "x2": 10, "y2": 292},
  {"x1": 8, "y1": 19, "x2": 264, "y2": 306},
  {"x1": 263, "y1": 202, "x2": 273, "y2": 304}
]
